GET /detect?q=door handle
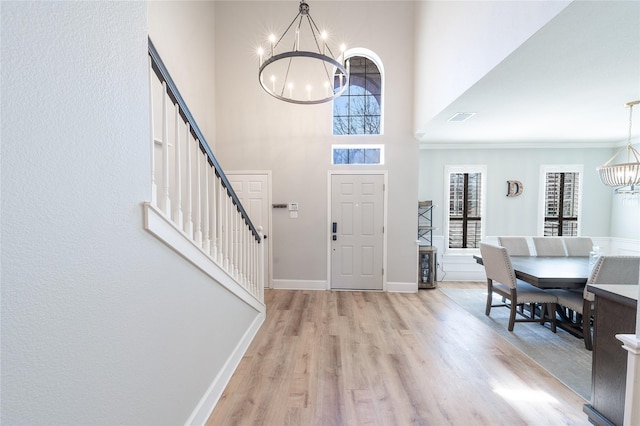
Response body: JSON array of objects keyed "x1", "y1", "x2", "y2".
[{"x1": 332, "y1": 222, "x2": 337, "y2": 233}]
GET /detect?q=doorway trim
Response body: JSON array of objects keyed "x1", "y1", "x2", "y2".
[{"x1": 327, "y1": 170, "x2": 388, "y2": 291}]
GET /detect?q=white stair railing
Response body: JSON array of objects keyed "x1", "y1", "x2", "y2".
[{"x1": 145, "y1": 38, "x2": 263, "y2": 303}]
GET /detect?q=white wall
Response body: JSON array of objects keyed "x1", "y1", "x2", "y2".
[
  {"x1": 147, "y1": 1, "x2": 217, "y2": 146},
  {"x1": 413, "y1": 0, "x2": 571, "y2": 138},
  {"x1": 1, "y1": 2, "x2": 259, "y2": 424},
  {"x1": 213, "y1": 1, "x2": 419, "y2": 288}
]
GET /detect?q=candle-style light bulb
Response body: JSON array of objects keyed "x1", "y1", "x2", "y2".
[
  {"x1": 306, "y1": 84, "x2": 312, "y2": 101},
  {"x1": 288, "y1": 82, "x2": 294, "y2": 98},
  {"x1": 340, "y1": 43, "x2": 346, "y2": 63},
  {"x1": 269, "y1": 34, "x2": 276, "y2": 56},
  {"x1": 324, "y1": 81, "x2": 330, "y2": 97},
  {"x1": 270, "y1": 75, "x2": 276, "y2": 92},
  {"x1": 257, "y1": 47, "x2": 264, "y2": 67},
  {"x1": 321, "y1": 31, "x2": 328, "y2": 55}
]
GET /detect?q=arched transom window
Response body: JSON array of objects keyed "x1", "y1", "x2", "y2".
[{"x1": 333, "y1": 53, "x2": 383, "y2": 135}]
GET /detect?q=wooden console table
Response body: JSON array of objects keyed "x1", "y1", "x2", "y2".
[{"x1": 584, "y1": 284, "x2": 638, "y2": 426}]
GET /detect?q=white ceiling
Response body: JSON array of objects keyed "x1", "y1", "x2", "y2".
[{"x1": 418, "y1": 0, "x2": 640, "y2": 148}]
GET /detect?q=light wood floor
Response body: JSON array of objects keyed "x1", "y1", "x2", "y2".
[{"x1": 207, "y1": 283, "x2": 590, "y2": 425}]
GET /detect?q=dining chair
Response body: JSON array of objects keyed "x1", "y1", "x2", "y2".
[
  {"x1": 533, "y1": 237, "x2": 567, "y2": 256},
  {"x1": 563, "y1": 237, "x2": 593, "y2": 257},
  {"x1": 551, "y1": 255, "x2": 640, "y2": 350},
  {"x1": 497, "y1": 237, "x2": 531, "y2": 256},
  {"x1": 480, "y1": 243, "x2": 557, "y2": 332}
]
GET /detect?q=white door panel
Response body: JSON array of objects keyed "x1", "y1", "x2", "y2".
[{"x1": 331, "y1": 174, "x2": 384, "y2": 290}]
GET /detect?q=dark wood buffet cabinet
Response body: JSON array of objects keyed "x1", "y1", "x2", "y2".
[{"x1": 584, "y1": 284, "x2": 638, "y2": 426}]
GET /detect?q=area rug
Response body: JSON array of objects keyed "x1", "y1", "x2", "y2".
[{"x1": 439, "y1": 287, "x2": 592, "y2": 400}]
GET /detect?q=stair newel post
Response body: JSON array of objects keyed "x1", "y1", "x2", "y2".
[
  {"x1": 253, "y1": 232, "x2": 259, "y2": 292},
  {"x1": 258, "y1": 226, "x2": 265, "y2": 300},
  {"x1": 173, "y1": 106, "x2": 183, "y2": 230},
  {"x1": 184, "y1": 124, "x2": 194, "y2": 238},
  {"x1": 160, "y1": 82, "x2": 172, "y2": 217}
]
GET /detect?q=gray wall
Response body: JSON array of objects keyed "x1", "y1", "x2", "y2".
[
  {"x1": 1, "y1": 2, "x2": 258, "y2": 424},
  {"x1": 419, "y1": 147, "x2": 616, "y2": 239},
  {"x1": 213, "y1": 1, "x2": 419, "y2": 286}
]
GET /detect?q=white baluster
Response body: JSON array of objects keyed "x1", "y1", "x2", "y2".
[
  {"x1": 184, "y1": 125, "x2": 194, "y2": 238},
  {"x1": 202, "y1": 156, "x2": 211, "y2": 254},
  {"x1": 224, "y1": 192, "x2": 230, "y2": 270},
  {"x1": 194, "y1": 145, "x2": 202, "y2": 247},
  {"x1": 233, "y1": 207, "x2": 239, "y2": 278},
  {"x1": 238, "y1": 219, "x2": 244, "y2": 285},
  {"x1": 161, "y1": 82, "x2": 171, "y2": 217},
  {"x1": 173, "y1": 106, "x2": 183, "y2": 230},
  {"x1": 149, "y1": 56, "x2": 158, "y2": 206},
  {"x1": 210, "y1": 170, "x2": 217, "y2": 261},
  {"x1": 230, "y1": 204, "x2": 236, "y2": 277},
  {"x1": 217, "y1": 178, "x2": 224, "y2": 265}
]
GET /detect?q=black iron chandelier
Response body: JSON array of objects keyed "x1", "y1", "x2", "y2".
[{"x1": 257, "y1": 0, "x2": 350, "y2": 105}]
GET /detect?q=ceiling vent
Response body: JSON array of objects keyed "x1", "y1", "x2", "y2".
[{"x1": 448, "y1": 112, "x2": 476, "y2": 122}]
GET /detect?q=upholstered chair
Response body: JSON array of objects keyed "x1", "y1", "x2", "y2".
[
  {"x1": 551, "y1": 256, "x2": 640, "y2": 350},
  {"x1": 563, "y1": 237, "x2": 594, "y2": 257},
  {"x1": 497, "y1": 237, "x2": 531, "y2": 256},
  {"x1": 533, "y1": 237, "x2": 567, "y2": 256},
  {"x1": 480, "y1": 243, "x2": 557, "y2": 332}
]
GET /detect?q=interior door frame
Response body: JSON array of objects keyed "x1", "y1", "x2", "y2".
[
  {"x1": 327, "y1": 170, "x2": 388, "y2": 291},
  {"x1": 226, "y1": 170, "x2": 273, "y2": 289}
]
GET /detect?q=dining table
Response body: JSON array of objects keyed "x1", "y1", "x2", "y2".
[
  {"x1": 474, "y1": 254, "x2": 591, "y2": 338},
  {"x1": 473, "y1": 255, "x2": 590, "y2": 289}
]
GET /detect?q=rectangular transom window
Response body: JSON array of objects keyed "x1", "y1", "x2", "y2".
[{"x1": 332, "y1": 144, "x2": 384, "y2": 165}]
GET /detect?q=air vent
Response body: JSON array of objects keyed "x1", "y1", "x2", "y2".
[{"x1": 448, "y1": 112, "x2": 476, "y2": 122}]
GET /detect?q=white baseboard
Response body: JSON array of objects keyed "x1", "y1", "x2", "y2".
[
  {"x1": 271, "y1": 279, "x2": 418, "y2": 292},
  {"x1": 386, "y1": 281, "x2": 418, "y2": 293},
  {"x1": 272, "y1": 279, "x2": 328, "y2": 290},
  {"x1": 185, "y1": 310, "x2": 265, "y2": 426}
]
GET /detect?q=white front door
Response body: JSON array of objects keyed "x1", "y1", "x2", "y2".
[
  {"x1": 330, "y1": 174, "x2": 384, "y2": 290},
  {"x1": 227, "y1": 172, "x2": 271, "y2": 288}
]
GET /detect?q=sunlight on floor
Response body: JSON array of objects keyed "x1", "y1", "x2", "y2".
[{"x1": 493, "y1": 386, "x2": 559, "y2": 403}]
